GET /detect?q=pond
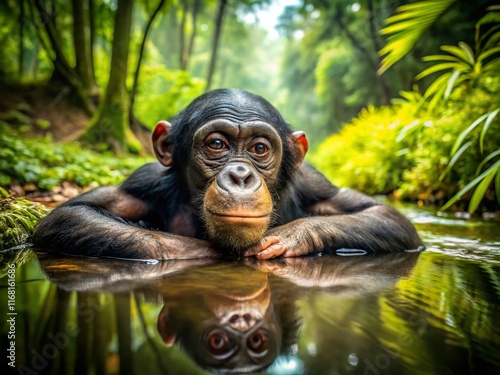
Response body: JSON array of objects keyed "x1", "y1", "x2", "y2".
[{"x1": 1, "y1": 203, "x2": 499, "y2": 375}]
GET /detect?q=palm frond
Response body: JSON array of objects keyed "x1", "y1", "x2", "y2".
[{"x1": 378, "y1": 0, "x2": 456, "y2": 74}]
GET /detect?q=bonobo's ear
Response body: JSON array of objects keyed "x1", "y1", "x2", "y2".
[
  {"x1": 152, "y1": 121, "x2": 173, "y2": 167},
  {"x1": 157, "y1": 306, "x2": 176, "y2": 346},
  {"x1": 291, "y1": 131, "x2": 309, "y2": 169}
]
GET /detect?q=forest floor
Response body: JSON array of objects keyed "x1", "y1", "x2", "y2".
[
  {"x1": 0, "y1": 83, "x2": 90, "y2": 141},
  {"x1": 0, "y1": 83, "x2": 150, "y2": 207}
]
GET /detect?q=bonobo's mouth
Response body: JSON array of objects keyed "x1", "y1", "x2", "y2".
[
  {"x1": 203, "y1": 207, "x2": 272, "y2": 252},
  {"x1": 206, "y1": 210, "x2": 271, "y2": 224}
]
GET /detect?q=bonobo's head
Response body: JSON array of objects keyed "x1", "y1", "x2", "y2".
[
  {"x1": 152, "y1": 89, "x2": 308, "y2": 253},
  {"x1": 157, "y1": 276, "x2": 282, "y2": 373}
]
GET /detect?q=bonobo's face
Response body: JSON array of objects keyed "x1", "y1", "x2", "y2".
[
  {"x1": 152, "y1": 89, "x2": 308, "y2": 254},
  {"x1": 192, "y1": 119, "x2": 283, "y2": 251}
]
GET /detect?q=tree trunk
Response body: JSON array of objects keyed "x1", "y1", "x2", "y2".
[
  {"x1": 185, "y1": 0, "x2": 201, "y2": 71},
  {"x1": 205, "y1": 0, "x2": 227, "y2": 92},
  {"x1": 19, "y1": 0, "x2": 25, "y2": 79},
  {"x1": 167, "y1": 6, "x2": 180, "y2": 68},
  {"x1": 34, "y1": 1, "x2": 76, "y2": 84},
  {"x1": 89, "y1": 0, "x2": 96, "y2": 82},
  {"x1": 33, "y1": 0, "x2": 92, "y2": 112},
  {"x1": 115, "y1": 293, "x2": 133, "y2": 375},
  {"x1": 179, "y1": 0, "x2": 188, "y2": 70},
  {"x1": 31, "y1": 43, "x2": 40, "y2": 79},
  {"x1": 81, "y1": 0, "x2": 139, "y2": 154},
  {"x1": 335, "y1": 10, "x2": 390, "y2": 105},
  {"x1": 72, "y1": 0, "x2": 93, "y2": 97},
  {"x1": 130, "y1": 0, "x2": 166, "y2": 119},
  {"x1": 366, "y1": 0, "x2": 391, "y2": 105}
]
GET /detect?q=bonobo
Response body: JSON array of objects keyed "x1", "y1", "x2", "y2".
[{"x1": 33, "y1": 89, "x2": 422, "y2": 259}]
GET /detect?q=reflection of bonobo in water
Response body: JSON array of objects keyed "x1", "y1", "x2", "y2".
[
  {"x1": 33, "y1": 89, "x2": 422, "y2": 260},
  {"x1": 156, "y1": 268, "x2": 293, "y2": 373},
  {"x1": 38, "y1": 252, "x2": 421, "y2": 373}
]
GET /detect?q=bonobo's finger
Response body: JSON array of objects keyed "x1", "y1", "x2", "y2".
[
  {"x1": 255, "y1": 243, "x2": 286, "y2": 259},
  {"x1": 243, "y1": 236, "x2": 280, "y2": 257},
  {"x1": 243, "y1": 257, "x2": 287, "y2": 273},
  {"x1": 282, "y1": 246, "x2": 310, "y2": 258}
]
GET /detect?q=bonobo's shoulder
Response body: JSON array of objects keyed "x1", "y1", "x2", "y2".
[
  {"x1": 120, "y1": 162, "x2": 170, "y2": 199},
  {"x1": 126, "y1": 162, "x2": 167, "y2": 178},
  {"x1": 293, "y1": 163, "x2": 339, "y2": 199}
]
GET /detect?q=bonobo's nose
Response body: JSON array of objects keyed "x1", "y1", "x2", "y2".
[{"x1": 217, "y1": 163, "x2": 261, "y2": 193}]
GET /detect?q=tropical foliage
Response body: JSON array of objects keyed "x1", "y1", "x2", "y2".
[
  {"x1": 0, "y1": 187, "x2": 48, "y2": 250},
  {"x1": 378, "y1": 0, "x2": 456, "y2": 74},
  {"x1": 314, "y1": 2, "x2": 500, "y2": 212},
  {"x1": 0, "y1": 0, "x2": 498, "y2": 213},
  {"x1": 0, "y1": 122, "x2": 151, "y2": 190}
]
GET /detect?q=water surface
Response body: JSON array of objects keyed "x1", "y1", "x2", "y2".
[{"x1": 1, "y1": 204, "x2": 499, "y2": 375}]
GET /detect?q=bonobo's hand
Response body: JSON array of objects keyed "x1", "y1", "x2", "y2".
[
  {"x1": 243, "y1": 219, "x2": 319, "y2": 259},
  {"x1": 244, "y1": 257, "x2": 330, "y2": 287}
]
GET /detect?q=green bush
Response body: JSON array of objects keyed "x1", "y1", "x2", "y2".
[
  {"x1": 0, "y1": 123, "x2": 152, "y2": 190},
  {"x1": 311, "y1": 105, "x2": 423, "y2": 195},
  {"x1": 0, "y1": 187, "x2": 49, "y2": 250},
  {"x1": 134, "y1": 67, "x2": 204, "y2": 128},
  {"x1": 311, "y1": 91, "x2": 500, "y2": 205}
]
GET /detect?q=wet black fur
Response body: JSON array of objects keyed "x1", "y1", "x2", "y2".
[{"x1": 32, "y1": 89, "x2": 422, "y2": 258}]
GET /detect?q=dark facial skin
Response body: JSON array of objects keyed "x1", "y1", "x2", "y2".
[
  {"x1": 32, "y1": 89, "x2": 422, "y2": 260},
  {"x1": 157, "y1": 279, "x2": 281, "y2": 372},
  {"x1": 193, "y1": 120, "x2": 282, "y2": 251}
]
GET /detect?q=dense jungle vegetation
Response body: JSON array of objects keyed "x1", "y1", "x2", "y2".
[{"x1": 0, "y1": 0, "x2": 498, "y2": 217}]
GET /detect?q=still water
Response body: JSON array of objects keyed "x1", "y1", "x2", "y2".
[{"x1": 1, "y1": 203, "x2": 499, "y2": 375}]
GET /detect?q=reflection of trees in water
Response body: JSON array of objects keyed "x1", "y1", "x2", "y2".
[
  {"x1": 15, "y1": 252, "x2": 418, "y2": 374},
  {"x1": 297, "y1": 251, "x2": 500, "y2": 375},
  {"x1": 3, "y1": 250, "x2": 499, "y2": 374}
]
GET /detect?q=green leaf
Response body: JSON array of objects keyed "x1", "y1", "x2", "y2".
[
  {"x1": 441, "y1": 160, "x2": 500, "y2": 211},
  {"x1": 378, "y1": 0, "x2": 455, "y2": 74},
  {"x1": 428, "y1": 83, "x2": 447, "y2": 112},
  {"x1": 484, "y1": 31, "x2": 500, "y2": 50},
  {"x1": 450, "y1": 113, "x2": 489, "y2": 155},
  {"x1": 415, "y1": 63, "x2": 464, "y2": 80},
  {"x1": 458, "y1": 42, "x2": 475, "y2": 65},
  {"x1": 423, "y1": 73, "x2": 451, "y2": 101},
  {"x1": 439, "y1": 141, "x2": 473, "y2": 182},
  {"x1": 477, "y1": 10, "x2": 500, "y2": 27},
  {"x1": 440, "y1": 45, "x2": 474, "y2": 64},
  {"x1": 479, "y1": 108, "x2": 500, "y2": 153},
  {"x1": 396, "y1": 120, "x2": 422, "y2": 142},
  {"x1": 382, "y1": 15, "x2": 437, "y2": 35},
  {"x1": 468, "y1": 166, "x2": 498, "y2": 213},
  {"x1": 477, "y1": 46, "x2": 500, "y2": 63},
  {"x1": 476, "y1": 150, "x2": 500, "y2": 175},
  {"x1": 495, "y1": 167, "x2": 500, "y2": 204},
  {"x1": 444, "y1": 70, "x2": 461, "y2": 98},
  {"x1": 483, "y1": 60, "x2": 500, "y2": 73},
  {"x1": 384, "y1": 9, "x2": 434, "y2": 23},
  {"x1": 422, "y1": 55, "x2": 462, "y2": 62},
  {"x1": 479, "y1": 24, "x2": 500, "y2": 47},
  {"x1": 397, "y1": 0, "x2": 454, "y2": 12}
]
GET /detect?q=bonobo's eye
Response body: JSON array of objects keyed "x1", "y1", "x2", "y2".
[
  {"x1": 204, "y1": 133, "x2": 229, "y2": 152},
  {"x1": 248, "y1": 138, "x2": 271, "y2": 156},
  {"x1": 247, "y1": 330, "x2": 268, "y2": 354},
  {"x1": 208, "y1": 139, "x2": 225, "y2": 150},
  {"x1": 206, "y1": 329, "x2": 235, "y2": 356}
]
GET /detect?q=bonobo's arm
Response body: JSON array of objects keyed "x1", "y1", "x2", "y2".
[
  {"x1": 32, "y1": 166, "x2": 218, "y2": 260},
  {"x1": 245, "y1": 168, "x2": 422, "y2": 259}
]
